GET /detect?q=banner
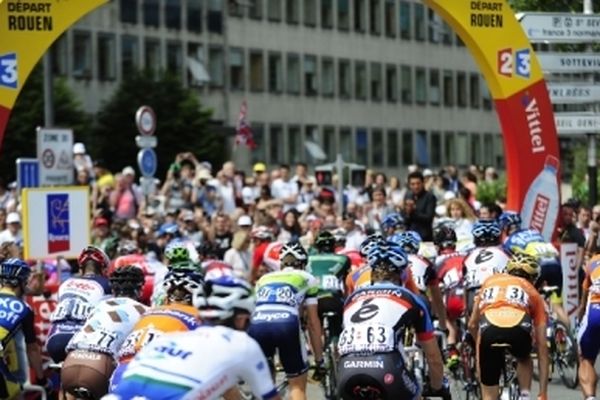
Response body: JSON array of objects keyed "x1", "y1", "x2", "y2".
[
  {"x1": 424, "y1": 0, "x2": 561, "y2": 240},
  {"x1": 559, "y1": 243, "x2": 579, "y2": 327},
  {"x1": 0, "y1": 0, "x2": 109, "y2": 150}
]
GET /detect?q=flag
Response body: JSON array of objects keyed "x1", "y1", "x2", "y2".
[{"x1": 235, "y1": 100, "x2": 256, "y2": 150}]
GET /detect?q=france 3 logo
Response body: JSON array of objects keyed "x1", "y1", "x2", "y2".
[
  {"x1": 497, "y1": 48, "x2": 531, "y2": 79},
  {"x1": 0, "y1": 53, "x2": 18, "y2": 89},
  {"x1": 47, "y1": 193, "x2": 70, "y2": 253}
]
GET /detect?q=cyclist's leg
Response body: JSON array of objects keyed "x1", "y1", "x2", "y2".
[
  {"x1": 478, "y1": 319, "x2": 506, "y2": 400},
  {"x1": 541, "y1": 260, "x2": 570, "y2": 328},
  {"x1": 277, "y1": 317, "x2": 309, "y2": 400},
  {"x1": 510, "y1": 316, "x2": 535, "y2": 395},
  {"x1": 578, "y1": 304, "x2": 600, "y2": 399}
]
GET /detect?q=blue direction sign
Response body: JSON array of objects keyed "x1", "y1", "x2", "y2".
[
  {"x1": 137, "y1": 148, "x2": 157, "y2": 178},
  {"x1": 16, "y1": 158, "x2": 39, "y2": 190}
]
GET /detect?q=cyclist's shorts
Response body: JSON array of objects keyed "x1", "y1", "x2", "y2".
[
  {"x1": 478, "y1": 314, "x2": 533, "y2": 386},
  {"x1": 46, "y1": 322, "x2": 82, "y2": 363},
  {"x1": 445, "y1": 293, "x2": 465, "y2": 320},
  {"x1": 337, "y1": 352, "x2": 419, "y2": 400},
  {"x1": 578, "y1": 303, "x2": 600, "y2": 361},
  {"x1": 62, "y1": 350, "x2": 115, "y2": 400},
  {"x1": 539, "y1": 260, "x2": 563, "y2": 305},
  {"x1": 318, "y1": 292, "x2": 344, "y2": 338},
  {"x1": 247, "y1": 309, "x2": 308, "y2": 377}
]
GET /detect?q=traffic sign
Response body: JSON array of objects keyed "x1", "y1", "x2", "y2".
[
  {"x1": 547, "y1": 83, "x2": 600, "y2": 104},
  {"x1": 16, "y1": 158, "x2": 39, "y2": 190},
  {"x1": 137, "y1": 148, "x2": 157, "y2": 178},
  {"x1": 554, "y1": 113, "x2": 600, "y2": 135},
  {"x1": 518, "y1": 12, "x2": 600, "y2": 42},
  {"x1": 537, "y1": 53, "x2": 600, "y2": 73},
  {"x1": 36, "y1": 127, "x2": 73, "y2": 186},
  {"x1": 135, "y1": 135, "x2": 157, "y2": 148},
  {"x1": 135, "y1": 105, "x2": 156, "y2": 136}
]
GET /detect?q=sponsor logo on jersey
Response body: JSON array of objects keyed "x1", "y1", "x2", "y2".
[
  {"x1": 0, "y1": 297, "x2": 26, "y2": 324},
  {"x1": 72, "y1": 350, "x2": 102, "y2": 360},
  {"x1": 155, "y1": 342, "x2": 193, "y2": 360},
  {"x1": 252, "y1": 311, "x2": 291, "y2": 322},
  {"x1": 343, "y1": 360, "x2": 384, "y2": 369},
  {"x1": 64, "y1": 279, "x2": 101, "y2": 293},
  {"x1": 195, "y1": 375, "x2": 228, "y2": 400}
]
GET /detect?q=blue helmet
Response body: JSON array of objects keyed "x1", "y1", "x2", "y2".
[
  {"x1": 380, "y1": 213, "x2": 405, "y2": 232},
  {"x1": 499, "y1": 211, "x2": 522, "y2": 231},
  {"x1": 367, "y1": 241, "x2": 408, "y2": 272},
  {"x1": 359, "y1": 233, "x2": 385, "y2": 257},
  {"x1": 0, "y1": 258, "x2": 31, "y2": 285},
  {"x1": 158, "y1": 223, "x2": 179, "y2": 238},
  {"x1": 395, "y1": 231, "x2": 422, "y2": 255},
  {"x1": 472, "y1": 220, "x2": 501, "y2": 246}
]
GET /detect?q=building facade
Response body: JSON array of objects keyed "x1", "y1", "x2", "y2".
[{"x1": 52, "y1": 0, "x2": 504, "y2": 174}]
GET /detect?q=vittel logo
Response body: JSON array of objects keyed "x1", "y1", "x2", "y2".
[
  {"x1": 530, "y1": 194, "x2": 550, "y2": 232},
  {"x1": 523, "y1": 95, "x2": 546, "y2": 154}
]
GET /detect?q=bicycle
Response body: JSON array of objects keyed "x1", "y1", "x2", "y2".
[
  {"x1": 321, "y1": 311, "x2": 339, "y2": 400},
  {"x1": 445, "y1": 317, "x2": 481, "y2": 400},
  {"x1": 496, "y1": 344, "x2": 520, "y2": 400}
]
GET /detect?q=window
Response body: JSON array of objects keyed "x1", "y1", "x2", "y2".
[
  {"x1": 457, "y1": 72, "x2": 467, "y2": 107},
  {"x1": 304, "y1": 55, "x2": 318, "y2": 96},
  {"x1": 187, "y1": 0, "x2": 202, "y2": 32},
  {"x1": 122, "y1": 35, "x2": 139, "y2": 76},
  {"x1": 145, "y1": 39, "x2": 161, "y2": 77},
  {"x1": 268, "y1": 0, "x2": 282, "y2": 21},
  {"x1": 120, "y1": 0, "x2": 137, "y2": 24},
  {"x1": 456, "y1": 34, "x2": 465, "y2": 47},
  {"x1": 250, "y1": 51, "x2": 264, "y2": 91},
  {"x1": 401, "y1": 130, "x2": 413, "y2": 166},
  {"x1": 304, "y1": 0, "x2": 317, "y2": 26},
  {"x1": 322, "y1": 58, "x2": 335, "y2": 97},
  {"x1": 482, "y1": 79, "x2": 492, "y2": 110},
  {"x1": 269, "y1": 125, "x2": 284, "y2": 163},
  {"x1": 209, "y1": 47, "x2": 224, "y2": 87},
  {"x1": 431, "y1": 131, "x2": 441, "y2": 166},
  {"x1": 98, "y1": 34, "x2": 116, "y2": 81},
  {"x1": 429, "y1": 69, "x2": 440, "y2": 106},
  {"x1": 268, "y1": 52, "x2": 283, "y2": 93},
  {"x1": 73, "y1": 31, "x2": 92, "y2": 78},
  {"x1": 251, "y1": 123, "x2": 266, "y2": 163},
  {"x1": 51, "y1": 35, "x2": 68, "y2": 76},
  {"x1": 370, "y1": 62, "x2": 382, "y2": 101},
  {"x1": 414, "y1": 3, "x2": 426, "y2": 41},
  {"x1": 286, "y1": 0, "x2": 299, "y2": 23},
  {"x1": 442, "y1": 21, "x2": 453, "y2": 45},
  {"x1": 340, "y1": 127, "x2": 352, "y2": 160},
  {"x1": 415, "y1": 67, "x2": 427, "y2": 105},
  {"x1": 287, "y1": 54, "x2": 301, "y2": 94},
  {"x1": 399, "y1": 1, "x2": 411, "y2": 39},
  {"x1": 166, "y1": 42, "x2": 182, "y2": 76},
  {"x1": 144, "y1": 0, "x2": 160, "y2": 27},
  {"x1": 354, "y1": 0, "x2": 366, "y2": 32},
  {"x1": 401, "y1": 65, "x2": 412, "y2": 104},
  {"x1": 250, "y1": 0, "x2": 263, "y2": 19},
  {"x1": 445, "y1": 132, "x2": 455, "y2": 165},
  {"x1": 369, "y1": 0, "x2": 381, "y2": 35},
  {"x1": 372, "y1": 129, "x2": 383, "y2": 166},
  {"x1": 323, "y1": 126, "x2": 336, "y2": 161},
  {"x1": 384, "y1": 0, "x2": 396, "y2": 37},
  {"x1": 187, "y1": 43, "x2": 206, "y2": 87},
  {"x1": 207, "y1": 0, "x2": 223, "y2": 33},
  {"x1": 339, "y1": 59, "x2": 351, "y2": 98},
  {"x1": 165, "y1": 0, "x2": 181, "y2": 29},
  {"x1": 470, "y1": 73, "x2": 480, "y2": 108},
  {"x1": 386, "y1": 64, "x2": 397, "y2": 102},
  {"x1": 229, "y1": 48, "x2": 244, "y2": 91},
  {"x1": 387, "y1": 130, "x2": 398, "y2": 167},
  {"x1": 443, "y1": 70, "x2": 454, "y2": 107},
  {"x1": 229, "y1": 0, "x2": 244, "y2": 16},
  {"x1": 338, "y1": 0, "x2": 350, "y2": 30},
  {"x1": 288, "y1": 125, "x2": 302, "y2": 163},
  {"x1": 471, "y1": 133, "x2": 481, "y2": 165},
  {"x1": 322, "y1": 0, "x2": 333, "y2": 28},
  {"x1": 428, "y1": 8, "x2": 441, "y2": 44},
  {"x1": 456, "y1": 132, "x2": 469, "y2": 166},
  {"x1": 356, "y1": 128, "x2": 368, "y2": 165},
  {"x1": 355, "y1": 61, "x2": 367, "y2": 100},
  {"x1": 416, "y1": 130, "x2": 429, "y2": 166},
  {"x1": 484, "y1": 134, "x2": 494, "y2": 164}
]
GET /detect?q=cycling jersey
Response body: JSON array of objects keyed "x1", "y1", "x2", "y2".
[
  {"x1": 435, "y1": 251, "x2": 466, "y2": 292},
  {"x1": 106, "y1": 326, "x2": 278, "y2": 400},
  {"x1": 67, "y1": 297, "x2": 148, "y2": 357},
  {"x1": 407, "y1": 254, "x2": 437, "y2": 294},
  {"x1": 307, "y1": 253, "x2": 351, "y2": 295},
  {"x1": 579, "y1": 255, "x2": 600, "y2": 360},
  {"x1": 345, "y1": 267, "x2": 420, "y2": 296},
  {"x1": 463, "y1": 246, "x2": 510, "y2": 290},
  {"x1": 503, "y1": 228, "x2": 545, "y2": 255}
]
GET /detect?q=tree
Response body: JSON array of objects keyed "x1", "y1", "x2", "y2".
[
  {"x1": 88, "y1": 70, "x2": 222, "y2": 179},
  {"x1": 1, "y1": 64, "x2": 91, "y2": 181},
  {"x1": 508, "y1": 0, "x2": 583, "y2": 11}
]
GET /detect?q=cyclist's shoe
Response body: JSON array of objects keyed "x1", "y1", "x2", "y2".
[
  {"x1": 423, "y1": 381, "x2": 451, "y2": 400},
  {"x1": 445, "y1": 345, "x2": 460, "y2": 370},
  {"x1": 311, "y1": 360, "x2": 326, "y2": 381}
]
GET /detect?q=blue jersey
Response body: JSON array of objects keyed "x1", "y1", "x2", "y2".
[{"x1": 503, "y1": 229, "x2": 545, "y2": 255}]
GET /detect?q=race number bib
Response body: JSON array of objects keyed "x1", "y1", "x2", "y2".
[
  {"x1": 338, "y1": 324, "x2": 395, "y2": 356},
  {"x1": 442, "y1": 269, "x2": 460, "y2": 288},
  {"x1": 119, "y1": 327, "x2": 162, "y2": 358},
  {"x1": 73, "y1": 327, "x2": 119, "y2": 354},
  {"x1": 505, "y1": 285, "x2": 529, "y2": 307},
  {"x1": 320, "y1": 275, "x2": 342, "y2": 292},
  {"x1": 256, "y1": 285, "x2": 297, "y2": 307}
]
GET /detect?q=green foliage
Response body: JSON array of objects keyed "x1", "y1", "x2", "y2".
[
  {"x1": 86, "y1": 70, "x2": 222, "y2": 179},
  {"x1": 571, "y1": 144, "x2": 600, "y2": 205},
  {"x1": 1, "y1": 64, "x2": 91, "y2": 181},
  {"x1": 508, "y1": 0, "x2": 583, "y2": 12},
  {"x1": 476, "y1": 177, "x2": 507, "y2": 205}
]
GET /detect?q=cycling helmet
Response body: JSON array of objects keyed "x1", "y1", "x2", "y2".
[
  {"x1": 395, "y1": 231, "x2": 422, "y2": 255},
  {"x1": 499, "y1": 211, "x2": 522, "y2": 231},
  {"x1": 117, "y1": 240, "x2": 139, "y2": 256},
  {"x1": 506, "y1": 253, "x2": 540, "y2": 283},
  {"x1": 367, "y1": 241, "x2": 408, "y2": 272},
  {"x1": 314, "y1": 230, "x2": 336, "y2": 253},
  {"x1": 109, "y1": 265, "x2": 145, "y2": 297},
  {"x1": 164, "y1": 239, "x2": 191, "y2": 264},
  {"x1": 332, "y1": 228, "x2": 347, "y2": 248},
  {"x1": 359, "y1": 233, "x2": 385, "y2": 257},
  {"x1": 197, "y1": 241, "x2": 219, "y2": 260},
  {"x1": 380, "y1": 213, "x2": 405, "y2": 233},
  {"x1": 169, "y1": 259, "x2": 202, "y2": 273},
  {"x1": 0, "y1": 258, "x2": 31, "y2": 285},
  {"x1": 471, "y1": 220, "x2": 501, "y2": 247},
  {"x1": 163, "y1": 270, "x2": 205, "y2": 305},
  {"x1": 251, "y1": 225, "x2": 273, "y2": 241},
  {"x1": 280, "y1": 241, "x2": 308, "y2": 269},
  {"x1": 433, "y1": 225, "x2": 457, "y2": 249},
  {"x1": 196, "y1": 275, "x2": 255, "y2": 321},
  {"x1": 78, "y1": 246, "x2": 110, "y2": 271},
  {"x1": 157, "y1": 222, "x2": 179, "y2": 238}
]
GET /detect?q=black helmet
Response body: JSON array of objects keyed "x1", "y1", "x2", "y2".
[
  {"x1": 109, "y1": 266, "x2": 145, "y2": 298},
  {"x1": 433, "y1": 225, "x2": 457, "y2": 249},
  {"x1": 314, "y1": 230, "x2": 335, "y2": 253},
  {"x1": 197, "y1": 241, "x2": 219, "y2": 259}
]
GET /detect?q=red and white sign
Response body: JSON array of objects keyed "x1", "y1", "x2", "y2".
[
  {"x1": 560, "y1": 243, "x2": 579, "y2": 327},
  {"x1": 135, "y1": 105, "x2": 156, "y2": 136}
]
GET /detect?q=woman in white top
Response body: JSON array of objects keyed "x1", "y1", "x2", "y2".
[
  {"x1": 224, "y1": 230, "x2": 252, "y2": 281},
  {"x1": 445, "y1": 198, "x2": 477, "y2": 252}
]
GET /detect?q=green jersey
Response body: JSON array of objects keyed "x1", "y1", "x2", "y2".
[{"x1": 307, "y1": 253, "x2": 351, "y2": 295}]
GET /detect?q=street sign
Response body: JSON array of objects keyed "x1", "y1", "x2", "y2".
[
  {"x1": 36, "y1": 127, "x2": 73, "y2": 186},
  {"x1": 16, "y1": 158, "x2": 39, "y2": 190},
  {"x1": 537, "y1": 53, "x2": 600, "y2": 73},
  {"x1": 547, "y1": 83, "x2": 600, "y2": 104},
  {"x1": 137, "y1": 148, "x2": 157, "y2": 178},
  {"x1": 518, "y1": 12, "x2": 600, "y2": 42},
  {"x1": 135, "y1": 135, "x2": 157, "y2": 148},
  {"x1": 555, "y1": 113, "x2": 600, "y2": 135},
  {"x1": 135, "y1": 105, "x2": 156, "y2": 136}
]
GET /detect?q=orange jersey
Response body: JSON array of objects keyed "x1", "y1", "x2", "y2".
[
  {"x1": 476, "y1": 274, "x2": 546, "y2": 328},
  {"x1": 345, "y1": 266, "x2": 420, "y2": 296},
  {"x1": 584, "y1": 254, "x2": 600, "y2": 304}
]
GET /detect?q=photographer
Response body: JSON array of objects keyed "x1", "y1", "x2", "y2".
[{"x1": 161, "y1": 153, "x2": 195, "y2": 211}]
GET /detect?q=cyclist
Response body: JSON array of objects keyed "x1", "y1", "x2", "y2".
[
  {"x1": 247, "y1": 241, "x2": 323, "y2": 400},
  {"x1": 337, "y1": 242, "x2": 448, "y2": 400},
  {"x1": 62, "y1": 266, "x2": 147, "y2": 400},
  {"x1": 46, "y1": 246, "x2": 112, "y2": 364},
  {"x1": 577, "y1": 250, "x2": 600, "y2": 400},
  {"x1": 468, "y1": 253, "x2": 549, "y2": 400},
  {"x1": 0, "y1": 258, "x2": 50, "y2": 399},
  {"x1": 380, "y1": 212, "x2": 406, "y2": 237}
]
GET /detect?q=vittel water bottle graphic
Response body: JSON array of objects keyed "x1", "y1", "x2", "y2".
[{"x1": 520, "y1": 156, "x2": 560, "y2": 241}]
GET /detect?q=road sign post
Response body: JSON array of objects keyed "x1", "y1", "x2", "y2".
[
  {"x1": 135, "y1": 106, "x2": 157, "y2": 199},
  {"x1": 16, "y1": 158, "x2": 39, "y2": 192},
  {"x1": 36, "y1": 127, "x2": 73, "y2": 186}
]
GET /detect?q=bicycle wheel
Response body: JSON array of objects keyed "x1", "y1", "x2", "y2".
[
  {"x1": 460, "y1": 341, "x2": 481, "y2": 400},
  {"x1": 554, "y1": 322, "x2": 578, "y2": 389},
  {"x1": 322, "y1": 342, "x2": 338, "y2": 399}
]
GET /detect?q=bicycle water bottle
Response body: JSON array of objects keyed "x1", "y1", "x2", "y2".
[{"x1": 520, "y1": 155, "x2": 560, "y2": 241}]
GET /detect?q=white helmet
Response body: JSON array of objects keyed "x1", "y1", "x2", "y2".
[
  {"x1": 195, "y1": 276, "x2": 255, "y2": 320},
  {"x1": 162, "y1": 271, "x2": 205, "y2": 306}
]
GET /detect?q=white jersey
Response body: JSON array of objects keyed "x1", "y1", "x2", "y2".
[
  {"x1": 51, "y1": 277, "x2": 110, "y2": 323},
  {"x1": 463, "y1": 246, "x2": 510, "y2": 289},
  {"x1": 67, "y1": 297, "x2": 148, "y2": 357},
  {"x1": 107, "y1": 326, "x2": 277, "y2": 400}
]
